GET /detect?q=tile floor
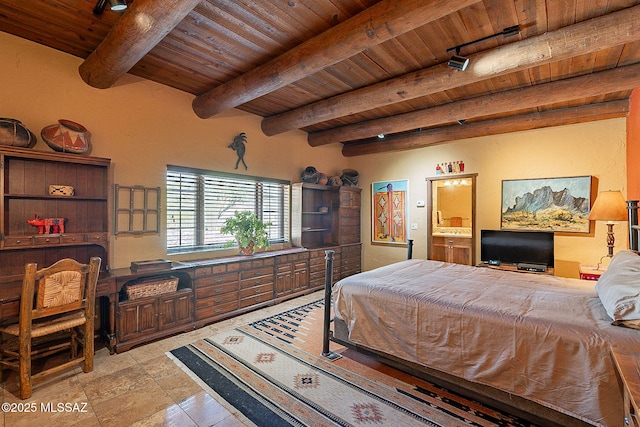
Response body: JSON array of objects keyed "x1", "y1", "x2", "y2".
[{"x1": 0, "y1": 291, "x2": 324, "y2": 427}]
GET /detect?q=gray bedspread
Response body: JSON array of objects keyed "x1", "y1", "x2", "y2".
[{"x1": 333, "y1": 259, "x2": 640, "y2": 426}]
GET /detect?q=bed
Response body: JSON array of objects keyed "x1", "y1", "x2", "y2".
[{"x1": 322, "y1": 202, "x2": 640, "y2": 427}]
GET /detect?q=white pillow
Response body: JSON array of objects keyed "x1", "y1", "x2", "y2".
[{"x1": 595, "y1": 250, "x2": 640, "y2": 321}]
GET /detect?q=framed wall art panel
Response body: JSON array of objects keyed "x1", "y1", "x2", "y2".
[
  {"x1": 501, "y1": 176, "x2": 593, "y2": 233},
  {"x1": 372, "y1": 179, "x2": 409, "y2": 245}
]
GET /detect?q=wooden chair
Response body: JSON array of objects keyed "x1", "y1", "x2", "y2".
[{"x1": 0, "y1": 257, "x2": 101, "y2": 399}]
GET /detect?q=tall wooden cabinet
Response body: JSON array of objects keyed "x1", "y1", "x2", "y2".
[
  {"x1": 0, "y1": 147, "x2": 111, "y2": 317},
  {"x1": 292, "y1": 183, "x2": 362, "y2": 284}
]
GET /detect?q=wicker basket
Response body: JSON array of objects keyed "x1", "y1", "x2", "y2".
[{"x1": 125, "y1": 276, "x2": 179, "y2": 300}]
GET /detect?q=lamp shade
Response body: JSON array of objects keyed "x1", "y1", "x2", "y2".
[{"x1": 588, "y1": 191, "x2": 627, "y2": 221}]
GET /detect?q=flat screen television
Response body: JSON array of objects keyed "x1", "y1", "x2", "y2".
[{"x1": 480, "y1": 230, "x2": 554, "y2": 267}]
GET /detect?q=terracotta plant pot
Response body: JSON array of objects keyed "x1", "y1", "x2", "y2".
[
  {"x1": 41, "y1": 119, "x2": 91, "y2": 154},
  {"x1": 239, "y1": 242, "x2": 255, "y2": 256},
  {"x1": 0, "y1": 118, "x2": 37, "y2": 148}
]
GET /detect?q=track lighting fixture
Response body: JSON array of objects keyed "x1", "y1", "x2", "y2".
[
  {"x1": 93, "y1": 0, "x2": 127, "y2": 16},
  {"x1": 448, "y1": 49, "x2": 469, "y2": 71},
  {"x1": 447, "y1": 25, "x2": 520, "y2": 71}
]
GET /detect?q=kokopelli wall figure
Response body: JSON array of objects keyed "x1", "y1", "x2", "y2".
[
  {"x1": 228, "y1": 132, "x2": 248, "y2": 170},
  {"x1": 27, "y1": 215, "x2": 66, "y2": 234}
]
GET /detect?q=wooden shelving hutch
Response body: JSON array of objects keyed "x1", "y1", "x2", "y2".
[
  {"x1": 0, "y1": 146, "x2": 111, "y2": 318},
  {"x1": 292, "y1": 183, "x2": 339, "y2": 249},
  {"x1": 292, "y1": 182, "x2": 362, "y2": 286}
]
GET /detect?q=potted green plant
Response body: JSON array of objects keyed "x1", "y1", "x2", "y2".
[{"x1": 221, "y1": 211, "x2": 272, "y2": 255}]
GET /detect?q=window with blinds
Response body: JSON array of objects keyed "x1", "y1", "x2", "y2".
[{"x1": 166, "y1": 165, "x2": 290, "y2": 253}]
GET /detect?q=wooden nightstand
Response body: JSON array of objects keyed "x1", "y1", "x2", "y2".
[
  {"x1": 611, "y1": 347, "x2": 640, "y2": 426},
  {"x1": 579, "y1": 264, "x2": 607, "y2": 281}
]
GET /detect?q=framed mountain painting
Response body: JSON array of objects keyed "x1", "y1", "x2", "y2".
[{"x1": 501, "y1": 176, "x2": 593, "y2": 233}]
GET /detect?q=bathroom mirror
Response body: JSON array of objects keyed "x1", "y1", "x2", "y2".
[{"x1": 426, "y1": 174, "x2": 477, "y2": 265}]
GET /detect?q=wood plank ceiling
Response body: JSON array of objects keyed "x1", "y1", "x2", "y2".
[{"x1": 1, "y1": 0, "x2": 639, "y2": 156}]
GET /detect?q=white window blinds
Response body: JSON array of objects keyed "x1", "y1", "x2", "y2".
[{"x1": 166, "y1": 166, "x2": 290, "y2": 253}]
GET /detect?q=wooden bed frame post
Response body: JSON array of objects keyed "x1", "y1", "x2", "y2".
[
  {"x1": 321, "y1": 250, "x2": 341, "y2": 360},
  {"x1": 628, "y1": 200, "x2": 639, "y2": 251}
]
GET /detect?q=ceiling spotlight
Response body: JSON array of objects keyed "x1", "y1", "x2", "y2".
[
  {"x1": 109, "y1": 0, "x2": 128, "y2": 11},
  {"x1": 448, "y1": 52, "x2": 469, "y2": 71},
  {"x1": 457, "y1": 119, "x2": 466, "y2": 125},
  {"x1": 377, "y1": 133, "x2": 385, "y2": 139},
  {"x1": 93, "y1": 0, "x2": 127, "y2": 15}
]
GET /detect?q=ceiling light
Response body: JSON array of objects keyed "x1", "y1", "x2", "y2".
[
  {"x1": 448, "y1": 53, "x2": 469, "y2": 71},
  {"x1": 109, "y1": 0, "x2": 127, "y2": 11},
  {"x1": 93, "y1": 0, "x2": 127, "y2": 15},
  {"x1": 377, "y1": 133, "x2": 385, "y2": 139}
]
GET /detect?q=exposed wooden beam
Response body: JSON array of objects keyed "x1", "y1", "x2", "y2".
[
  {"x1": 79, "y1": 0, "x2": 201, "y2": 89},
  {"x1": 309, "y1": 63, "x2": 640, "y2": 146},
  {"x1": 341, "y1": 100, "x2": 629, "y2": 157},
  {"x1": 262, "y1": 4, "x2": 640, "y2": 136},
  {"x1": 191, "y1": 0, "x2": 480, "y2": 119}
]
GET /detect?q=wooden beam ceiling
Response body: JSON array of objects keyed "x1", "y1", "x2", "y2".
[
  {"x1": 309, "y1": 63, "x2": 640, "y2": 147},
  {"x1": 341, "y1": 100, "x2": 629, "y2": 157},
  {"x1": 79, "y1": 0, "x2": 201, "y2": 89},
  {"x1": 191, "y1": 0, "x2": 480, "y2": 119},
  {"x1": 53, "y1": 0, "x2": 638, "y2": 157},
  {"x1": 261, "y1": 5, "x2": 640, "y2": 137}
]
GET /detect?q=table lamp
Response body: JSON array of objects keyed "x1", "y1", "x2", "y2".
[{"x1": 588, "y1": 190, "x2": 627, "y2": 267}]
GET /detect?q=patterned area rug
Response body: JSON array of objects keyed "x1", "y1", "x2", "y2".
[{"x1": 169, "y1": 300, "x2": 535, "y2": 427}]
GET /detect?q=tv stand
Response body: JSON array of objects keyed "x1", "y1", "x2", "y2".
[{"x1": 477, "y1": 263, "x2": 554, "y2": 276}]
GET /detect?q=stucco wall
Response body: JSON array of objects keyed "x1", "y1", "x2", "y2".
[
  {"x1": 349, "y1": 118, "x2": 627, "y2": 278},
  {"x1": 0, "y1": 32, "x2": 347, "y2": 269}
]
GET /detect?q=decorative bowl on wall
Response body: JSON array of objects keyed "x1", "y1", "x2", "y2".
[
  {"x1": 0, "y1": 118, "x2": 37, "y2": 148},
  {"x1": 41, "y1": 119, "x2": 91, "y2": 154}
]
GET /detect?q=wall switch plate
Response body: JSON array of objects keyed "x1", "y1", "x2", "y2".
[
  {"x1": 411, "y1": 223, "x2": 418, "y2": 230},
  {"x1": 416, "y1": 200, "x2": 425, "y2": 207}
]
